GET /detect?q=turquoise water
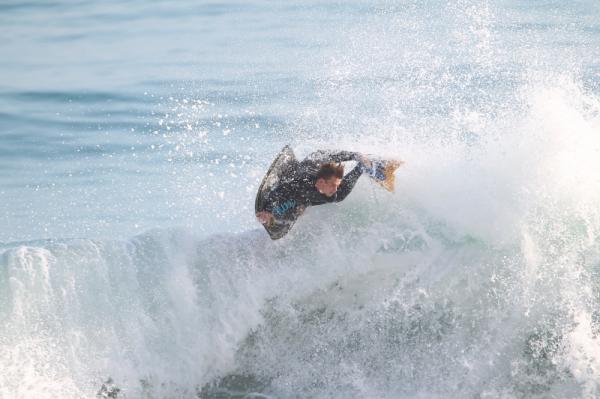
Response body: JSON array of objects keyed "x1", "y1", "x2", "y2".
[
  {"x1": 1, "y1": 0, "x2": 348, "y2": 241},
  {"x1": 2, "y1": 1, "x2": 600, "y2": 398}
]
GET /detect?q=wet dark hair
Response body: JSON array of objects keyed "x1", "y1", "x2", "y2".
[{"x1": 316, "y1": 163, "x2": 344, "y2": 181}]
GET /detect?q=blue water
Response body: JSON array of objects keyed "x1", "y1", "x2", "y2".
[{"x1": 2, "y1": 1, "x2": 600, "y2": 398}]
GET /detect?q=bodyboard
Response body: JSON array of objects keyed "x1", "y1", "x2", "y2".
[{"x1": 255, "y1": 145, "x2": 299, "y2": 240}]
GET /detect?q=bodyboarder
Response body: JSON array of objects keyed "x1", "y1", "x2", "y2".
[{"x1": 256, "y1": 149, "x2": 395, "y2": 231}]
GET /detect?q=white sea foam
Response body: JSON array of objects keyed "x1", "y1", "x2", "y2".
[{"x1": 2, "y1": 86, "x2": 600, "y2": 395}]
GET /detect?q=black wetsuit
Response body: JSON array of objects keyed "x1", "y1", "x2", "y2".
[{"x1": 263, "y1": 150, "x2": 364, "y2": 222}]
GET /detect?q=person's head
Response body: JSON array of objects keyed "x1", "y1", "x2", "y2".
[{"x1": 315, "y1": 163, "x2": 344, "y2": 197}]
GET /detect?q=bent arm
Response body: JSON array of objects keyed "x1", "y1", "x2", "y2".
[
  {"x1": 260, "y1": 182, "x2": 302, "y2": 221},
  {"x1": 261, "y1": 189, "x2": 278, "y2": 213},
  {"x1": 335, "y1": 164, "x2": 363, "y2": 202},
  {"x1": 304, "y1": 150, "x2": 362, "y2": 164}
]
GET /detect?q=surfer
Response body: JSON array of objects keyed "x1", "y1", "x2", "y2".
[{"x1": 256, "y1": 150, "x2": 377, "y2": 226}]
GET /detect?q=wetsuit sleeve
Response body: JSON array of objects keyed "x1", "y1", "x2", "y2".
[
  {"x1": 335, "y1": 164, "x2": 363, "y2": 202},
  {"x1": 261, "y1": 180, "x2": 299, "y2": 216},
  {"x1": 262, "y1": 199, "x2": 274, "y2": 213},
  {"x1": 304, "y1": 150, "x2": 362, "y2": 164},
  {"x1": 262, "y1": 189, "x2": 277, "y2": 213}
]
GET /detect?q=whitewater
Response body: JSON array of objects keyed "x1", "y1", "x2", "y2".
[{"x1": 1, "y1": 1, "x2": 600, "y2": 398}]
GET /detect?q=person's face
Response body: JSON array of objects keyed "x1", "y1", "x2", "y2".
[{"x1": 316, "y1": 177, "x2": 341, "y2": 197}]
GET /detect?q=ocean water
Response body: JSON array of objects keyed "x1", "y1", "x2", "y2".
[{"x1": 2, "y1": 0, "x2": 600, "y2": 398}]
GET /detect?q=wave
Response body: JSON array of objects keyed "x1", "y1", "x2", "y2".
[
  {"x1": 3, "y1": 77, "x2": 600, "y2": 398},
  {"x1": 2, "y1": 164, "x2": 600, "y2": 398}
]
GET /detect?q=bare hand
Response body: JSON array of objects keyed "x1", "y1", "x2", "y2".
[
  {"x1": 256, "y1": 211, "x2": 273, "y2": 225},
  {"x1": 358, "y1": 154, "x2": 372, "y2": 169}
]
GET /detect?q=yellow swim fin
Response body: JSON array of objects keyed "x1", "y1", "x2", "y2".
[{"x1": 370, "y1": 159, "x2": 403, "y2": 192}]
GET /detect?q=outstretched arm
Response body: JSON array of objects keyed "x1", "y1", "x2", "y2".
[{"x1": 304, "y1": 150, "x2": 362, "y2": 164}]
